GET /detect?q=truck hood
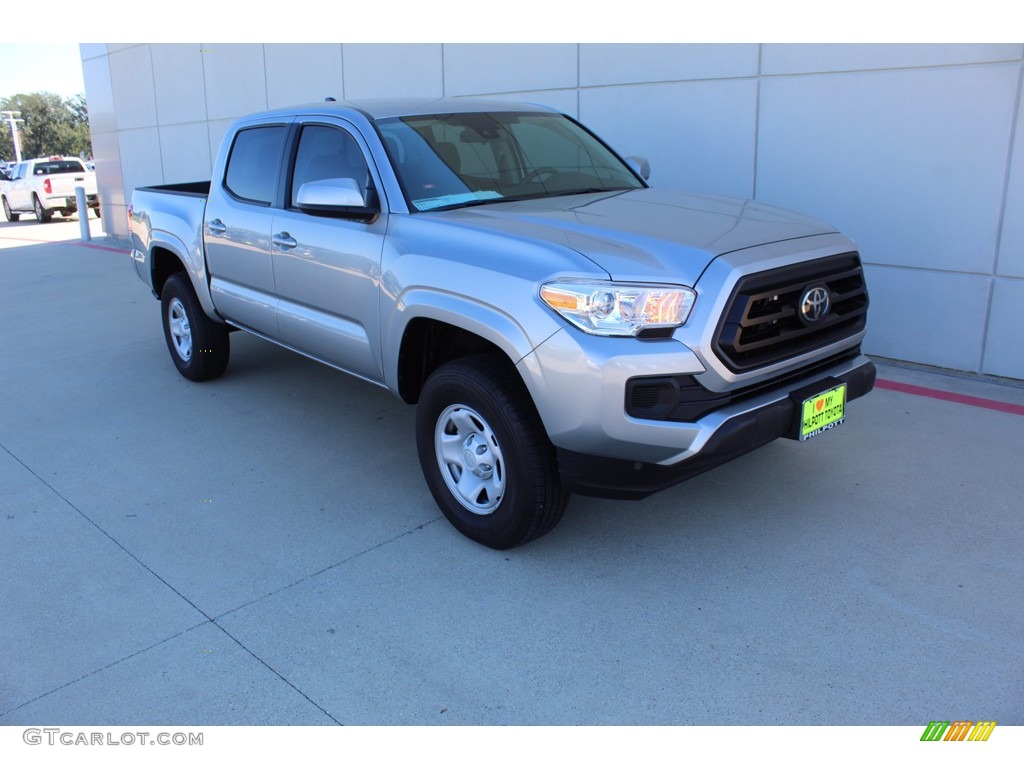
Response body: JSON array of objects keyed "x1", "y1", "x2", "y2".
[{"x1": 440, "y1": 187, "x2": 836, "y2": 284}]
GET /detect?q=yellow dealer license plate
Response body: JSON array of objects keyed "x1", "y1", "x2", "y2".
[{"x1": 800, "y1": 384, "x2": 847, "y2": 441}]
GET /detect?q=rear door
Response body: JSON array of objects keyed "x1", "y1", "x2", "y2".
[
  {"x1": 270, "y1": 118, "x2": 388, "y2": 383},
  {"x1": 204, "y1": 122, "x2": 291, "y2": 337}
]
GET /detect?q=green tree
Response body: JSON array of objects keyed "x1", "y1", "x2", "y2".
[{"x1": 0, "y1": 91, "x2": 92, "y2": 162}]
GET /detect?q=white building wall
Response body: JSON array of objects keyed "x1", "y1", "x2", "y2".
[{"x1": 80, "y1": 43, "x2": 1024, "y2": 380}]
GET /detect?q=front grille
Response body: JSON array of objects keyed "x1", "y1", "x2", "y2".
[{"x1": 713, "y1": 253, "x2": 869, "y2": 372}]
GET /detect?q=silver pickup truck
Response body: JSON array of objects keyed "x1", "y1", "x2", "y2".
[{"x1": 128, "y1": 98, "x2": 875, "y2": 548}]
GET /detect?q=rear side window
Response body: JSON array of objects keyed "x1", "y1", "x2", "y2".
[{"x1": 224, "y1": 126, "x2": 287, "y2": 205}]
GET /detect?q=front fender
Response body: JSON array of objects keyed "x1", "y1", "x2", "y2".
[{"x1": 382, "y1": 287, "x2": 555, "y2": 395}]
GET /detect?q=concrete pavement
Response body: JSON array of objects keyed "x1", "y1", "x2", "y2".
[{"x1": 1, "y1": 218, "x2": 1022, "y2": 725}]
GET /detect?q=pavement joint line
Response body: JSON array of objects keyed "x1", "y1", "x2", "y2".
[
  {"x1": 0, "y1": 442, "x2": 213, "y2": 621},
  {"x1": 4, "y1": 438, "x2": 440, "y2": 724},
  {"x1": 1, "y1": 615, "x2": 342, "y2": 725},
  {"x1": 1, "y1": 441, "x2": 343, "y2": 724},
  {"x1": 0, "y1": 621, "x2": 209, "y2": 720},
  {"x1": 207, "y1": 623, "x2": 343, "y2": 725},
  {"x1": 875, "y1": 378, "x2": 1024, "y2": 416},
  {"x1": 212, "y1": 516, "x2": 446, "y2": 623},
  {"x1": 205, "y1": 518, "x2": 450, "y2": 726},
  {"x1": 182, "y1": 516, "x2": 447, "y2": 726}
]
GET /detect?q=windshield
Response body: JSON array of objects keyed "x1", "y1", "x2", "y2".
[{"x1": 376, "y1": 111, "x2": 644, "y2": 212}]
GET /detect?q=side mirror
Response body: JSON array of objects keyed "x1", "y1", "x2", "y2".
[
  {"x1": 625, "y1": 156, "x2": 651, "y2": 181},
  {"x1": 295, "y1": 177, "x2": 379, "y2": 218}
]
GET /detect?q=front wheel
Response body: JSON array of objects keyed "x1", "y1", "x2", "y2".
[
  {"x1": 2, "y1": 196, "x2": 18, "y2": 222},
  {"x1": 415, "y1": 354, "x2": 569, "y2": 549},
  {"x1": 160, "y1": 273, "x2": 230, "y2": 381}
]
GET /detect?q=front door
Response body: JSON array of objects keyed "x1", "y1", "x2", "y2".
[{"x1": 270, "y1": 120, "x2": 388, "y2": 383}]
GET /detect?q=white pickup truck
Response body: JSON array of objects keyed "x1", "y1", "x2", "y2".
[
  {"x1": 129, "y1": 98, "x2": 875, "y2": 548},
  {"x1": 1, "y1": 156, "x2": 100, "y2": 222}
]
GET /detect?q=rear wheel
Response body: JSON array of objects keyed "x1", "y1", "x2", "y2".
[
  {"x1": 2, "y1": 196, "x2": 18, "y2": 222},
  {"x1": 33, "y1": 195, "x2": 52, "y2": 223},
  {"x1": 415, "y1": 354, "x2": 569, "y2": 549},
  {"x1": 160, "y1": 273, "x2": 230, "y2": 381}
]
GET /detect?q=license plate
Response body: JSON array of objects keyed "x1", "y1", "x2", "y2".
[{"x1": 799, "y1": 384, "x2": 847, "y2": 441}]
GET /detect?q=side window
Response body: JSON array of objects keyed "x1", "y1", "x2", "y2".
[
  {"x1": 224, "y1": 125, "x2": 287, "y2": 205},
  {"x1": 290, "y1": 125, "x2": 370, "y2": 207}
]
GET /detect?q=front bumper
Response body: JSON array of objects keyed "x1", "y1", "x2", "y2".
[
  {"x1": 557, "y1": 356, "x2": 875, "y2": 499},
  {"x1": 517, "y1": 321, "x2": 875, "y2": 499}
]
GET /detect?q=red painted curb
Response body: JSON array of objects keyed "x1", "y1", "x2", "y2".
[
  {"x1": 876, "y1": 378, "x2": 1024, "y2": 417},
  {"x1": 69, "y1": 241, "x2": 128, "y2": 254}
]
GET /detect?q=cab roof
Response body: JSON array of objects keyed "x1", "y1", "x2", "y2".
[{"x1": 249, "y1": 97, "x2": 560, "y2": 123}]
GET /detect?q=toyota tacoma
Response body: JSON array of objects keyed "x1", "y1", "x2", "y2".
[{"x1": 128, "y1": 98, "x2": 874, "y2": 548}]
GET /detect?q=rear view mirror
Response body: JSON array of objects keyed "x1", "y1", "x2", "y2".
[
  {"x1": 625, "y1": 156, "x2": 651, "y2": 181},
  {"x1": 295, "y1": 177, "x2": 379, "y2": 218}
]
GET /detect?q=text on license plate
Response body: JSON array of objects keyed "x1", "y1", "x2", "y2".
[{"x1": 800, "y1": 384, "x2": 847, "y2": 441}]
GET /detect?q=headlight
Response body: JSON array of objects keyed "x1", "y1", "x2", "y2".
[{"x1": 540, "y1": 281, "x2": 696, "y2": 337}]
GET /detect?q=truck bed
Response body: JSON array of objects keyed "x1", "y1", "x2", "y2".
[{"x1": 136, "y1": 181, "x2": 211, "y2": 197}]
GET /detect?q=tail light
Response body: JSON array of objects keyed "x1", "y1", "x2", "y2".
[{"x1": 44, "y1": 179, "x2": 52, "y2": 194}]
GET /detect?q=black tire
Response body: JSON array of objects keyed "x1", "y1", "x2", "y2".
[
  {"x1": 93, "y1": 206, "x2": 101, "y2": 219},
  {"x1": 33, "y1": 195, "x2": 52, "y2": 223},
  {"x1": 2, "y1": 196, "x2": 19, "y2": 222},
  {"x1": 415, "y1": 353, "x2": 569, "y2": 549},
  {"x1": 160, "y1": 273, "x2": 230, "y2": 381}
]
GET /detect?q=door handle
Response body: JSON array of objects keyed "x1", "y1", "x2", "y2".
[
  {"x1": 207, "y1": 219, "x2": 227, "y2": 235},
  {"x1": 273, "y1": 232, "x2": 297, "y2": 250}
]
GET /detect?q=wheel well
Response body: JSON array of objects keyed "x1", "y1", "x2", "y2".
[
  {"x1": 398, "y1": 318, "x2": 507, "y2": 404},
  {"x1": 150, "y1": 246, "x2": 187, "y2": 297}
]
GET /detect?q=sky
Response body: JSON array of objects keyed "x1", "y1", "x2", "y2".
[{"x1": 0, "y1": 44, "x2": 86, "y2": 101}]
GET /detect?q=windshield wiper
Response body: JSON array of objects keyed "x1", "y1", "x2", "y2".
[
  {"x1": 427, "y1": 197, "x2": 504, "y2": 212},
  {"x1": 426, "y1": 187, "x2": 633, "y2": 212},
  {"x1": 545, "y1": 187, "x2": 633, "y2": 198},
  {"x1": 427, "y1": 192, "x2": 551, "y2": 212}
]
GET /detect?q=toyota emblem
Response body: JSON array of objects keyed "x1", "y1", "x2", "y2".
[{"x1": 800, "y1": 285, "x2": 831, "y2": 324}]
